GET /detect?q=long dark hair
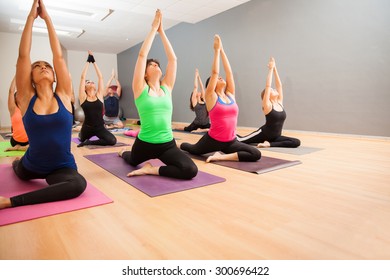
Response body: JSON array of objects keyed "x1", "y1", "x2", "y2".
[
  {"x1": 189, "y1": 91, "x2": 195, "y2": 111},
  {"x1": 205, "y1": 76, "x2": 211, "y2": 89}
]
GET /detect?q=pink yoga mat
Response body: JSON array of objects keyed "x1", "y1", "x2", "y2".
[
  {"x1": 84, "y1": 152, "x2": 226, "y2": 197},
  {"x1": 0, "y1": 164, "x2": 113, "y2": 226}
]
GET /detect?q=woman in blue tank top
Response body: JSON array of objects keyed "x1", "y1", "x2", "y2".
[
  {"x1": 0, "y1": 0, "x2": 86, "y2": 210},
  {"x1": 236, "y1": 57, "x2": 300, "y2": 148}
]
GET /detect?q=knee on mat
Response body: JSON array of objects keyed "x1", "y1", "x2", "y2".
[
  {"x1": 180, "y1": 142, "x2": 190, "y2": 151},
  {"x1": 241, "y1": 149, "x2": 261, "y2": 162},
  {"x1": 292, "y1": 138, "x2": 301, "y2": 148},
  {"x1": 67, "y1": 175, "x2": 87, "y2": 199},
  {"x1": 107, "y1": 136, "x2": 117, "y2": 146},
  {"x1": 253, "y1": 149, "x2": 262, "y2": 161},
  {"x1": 181, "y1": 163, "x2": 198, "y2": 180}
]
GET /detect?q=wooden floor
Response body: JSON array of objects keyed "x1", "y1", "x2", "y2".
[{"x1": 1, "y1": 123, "x2": 390, "y2": 260}]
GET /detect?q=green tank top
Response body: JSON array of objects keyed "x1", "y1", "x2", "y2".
[{"x1": 135, "y1": 85, "x2": 173, "y2": 143}]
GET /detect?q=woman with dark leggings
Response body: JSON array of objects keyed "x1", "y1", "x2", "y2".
[
  {"x1": 77, "y1": 51, "x2": 117, "y2": 147},
  {"x1": 119, "y1": 9, "x2": 197, "y2": 180},
  {"x1": 0, "y1": 0, "x2": 86, "y2": 210},
  {"x1": 236, "y1": 57, "x2": 300, "y2": 148},
  {"x1": 180, "y1": 35, "x2": 261, "y2": 163}
]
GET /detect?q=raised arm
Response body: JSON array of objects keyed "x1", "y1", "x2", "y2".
[
  {"x1": 191, "y1": 69, "x2": 199, "y2": 107},
  {"x1": 90, "y1": 52, "x2": 104, "y2": 101},
  {"x1": 262, "y1": 57, "x2": 275, "y2": 115},
  {"x1": 105, "y1": 69, "x2": 122, "y2": 97},
  {"x1": 116, "y1": 75, "x2": 122, "y2": 97},
  {"x1": 104, "y1": 69, "x2": 115, "y2": 97},
  {"x1": 132, "y1": 10, "x2": 161, "y2": 98},
  {"x1": 220, "y1": 46, "x2": 235, "y2": 95},
  {"x1": 8, "y1": 76, "x2": 17, "y2": 116},
  {"x1": 39, "y1": 0, "x2": 71, "y2": 100},
  {"x1": 197, "y1": 69, "x2": 206, "y2": 101},
  {"x1": 15, "y1": 0, "x2": 38, "y2": 113},
  {"x1": 78, "y1": 62, "x2": 89, "y2": 104},
  {"x1": 205, "y1": 35, "x2": 221, "y2": 111},
  {"x1": 273, "y1": 58, "x2": 283, "y2": 104},
  {"x1": 158, "y1": 12, "x2": 177, "y2": 91}
]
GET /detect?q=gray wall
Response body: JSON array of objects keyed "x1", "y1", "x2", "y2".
[{"x1": 118, "y1": 0, "x2": 390, "y2": 137}]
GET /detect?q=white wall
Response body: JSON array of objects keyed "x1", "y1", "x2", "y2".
[
  {"x1": 67, "y1": 50, "x2": 117, "y2": 108},
  {"x1": 0, "y1": 31, "x2": 117, "y2": 128}
]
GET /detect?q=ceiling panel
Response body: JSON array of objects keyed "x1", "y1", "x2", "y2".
[{"x1": 0, "y1": 0, "x2": 251, "y2": 54}]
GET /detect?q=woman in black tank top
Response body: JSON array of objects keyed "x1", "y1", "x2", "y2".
[
  {"x1": 174, "y1": 68, "x2": 210, "y2": 132},
  {"x1": 77, "y1": 51, "x2": 117, "y2": 147},
  {"x1": 236, "y1": 57, "x2": 300, "y2": 148}
]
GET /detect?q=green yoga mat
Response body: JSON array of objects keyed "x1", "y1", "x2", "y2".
[{"x1": 0, "y1": 141, "x2": 26, "y2": 157}]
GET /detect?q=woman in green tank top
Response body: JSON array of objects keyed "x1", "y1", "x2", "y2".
[{"x1": 119, "y1": 9, "x2": 197, "y2": 180}]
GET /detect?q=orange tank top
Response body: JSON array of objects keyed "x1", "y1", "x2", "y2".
[{"x1": 11, "y1": 107, "x2": 28, "y2": 143}]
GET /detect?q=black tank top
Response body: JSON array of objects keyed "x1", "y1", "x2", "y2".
[
  {"x1": 261, "y1": 105, "x2": 286, "y2": 139},
  {"x1": 81, "y1": 99, "x2": 104, "y2": 127}
]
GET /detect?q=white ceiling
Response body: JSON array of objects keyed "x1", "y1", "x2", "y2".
[{"x1": 0, "y1": 0, "x2": 250, "y2": 54}]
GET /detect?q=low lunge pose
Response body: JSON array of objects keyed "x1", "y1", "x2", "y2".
[
  {"x1": 0, "y1": 0, "x2": 86, "y2": 210},
  {"x1": 5, "y1": 76, "x2": 29, "y2": 152},
  {"x1": 236, "y1": 57, "x2": 300, "y2": 148},
  {"x1": 77, "y1": 51, "x2": 117, "y2": 147},
  {"x1": 180, "y1": 35, "x2": 261, "y2": 163},
  {"x1": 119, "y1": 9, "x2": 198, "y2": 179}
]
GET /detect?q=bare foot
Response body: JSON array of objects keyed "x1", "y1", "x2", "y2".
[
  {"x1": 0, "y1": 196, "x2": 12, "y2": 209},
  {"x1": 206, "y1": 151, "x2": 223, "y2": 163},
  {"x1": 5, "y1": 145, "x2": 29, "y2": 152},
  {"x1": 257, "y1": 141, "x2": 271, "y2": 148},
  {"x1": 118, "y1": 148, "x2": 129, "y2": 157},
  {"x1": 127, "y1": 162, "x2": 157, "y2": 177}
]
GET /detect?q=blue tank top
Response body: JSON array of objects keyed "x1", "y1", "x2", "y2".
[
  {"x1": 22, "y1": 94, "x2": 77, "y2": 174},
  {"x1": 104, "y1": 93, "x2": 120, "y2": 117}
]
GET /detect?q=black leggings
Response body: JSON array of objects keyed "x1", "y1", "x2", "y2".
[
  {"x1": 180, "y1": 133, "x2": 261, "y2": 162},
  {"x1": 78, "y1": 125, "x2": 117, "y2": 146},
  {"x1": 184, "y1": 122, "x2": 210, "y2": 132},
  {"x1": 10, "y1": 137, "x2": 29, "y2": 147},
  {"x1": 121, "y1": 138, "x2": 198, "y2": 180},
  {"x1": 237, "y1": 128, "x2": 301, "y2": 148},
  {"x1": 10, "y1": 159, "x2": 87, "y2": 207}
]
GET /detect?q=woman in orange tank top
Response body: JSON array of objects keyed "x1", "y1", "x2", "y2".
[{"x1": 5, "y1": 76, "x2": 29, "y2": 152}]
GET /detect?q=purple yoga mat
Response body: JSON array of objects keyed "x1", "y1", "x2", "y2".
[
  {"x1": 0, "y1": 164, "x2": 113, "y2": 226},
  {"x1": 187, "y1": 153, "x2": 301, "y2": 174},
  {"x1": 71, "y1": 137, "x2": 130, "y2": 149},
  {"x1": 84, "y1": 152, "x2": 226, "y2": 197}
]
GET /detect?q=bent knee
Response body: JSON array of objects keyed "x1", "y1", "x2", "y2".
[
  {"x1": 252, "y1": 149, "x2": 262, "y2": 161},
  {"x1": 181, "y1": 163, "x2": 198, "y2": 180},
  {"x1": 108, "y1": 137, "x2": 117, "y2": 146},
  {"x1": 293, "y1": 139, "x2": 301, "y2": 148},
  {"x1": 68, "y1": 175, "x2": 87, "y2": 198}
]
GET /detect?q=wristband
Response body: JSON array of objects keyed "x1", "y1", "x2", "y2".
[{"x1": 87, "y1": 54, "x2": 95, "y2": 63}]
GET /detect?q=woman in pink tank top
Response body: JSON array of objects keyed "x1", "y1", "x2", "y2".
[{"x1": 180, "y1": 35, "x2": 261, "y2": 163}]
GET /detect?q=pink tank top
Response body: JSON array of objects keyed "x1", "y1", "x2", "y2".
[
  {"x1": 11, "y1": 107, "x2": 28, "y2": 143},
  {"x1": 208, "y1": 95, "x2": 239, "y2": 142}
]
